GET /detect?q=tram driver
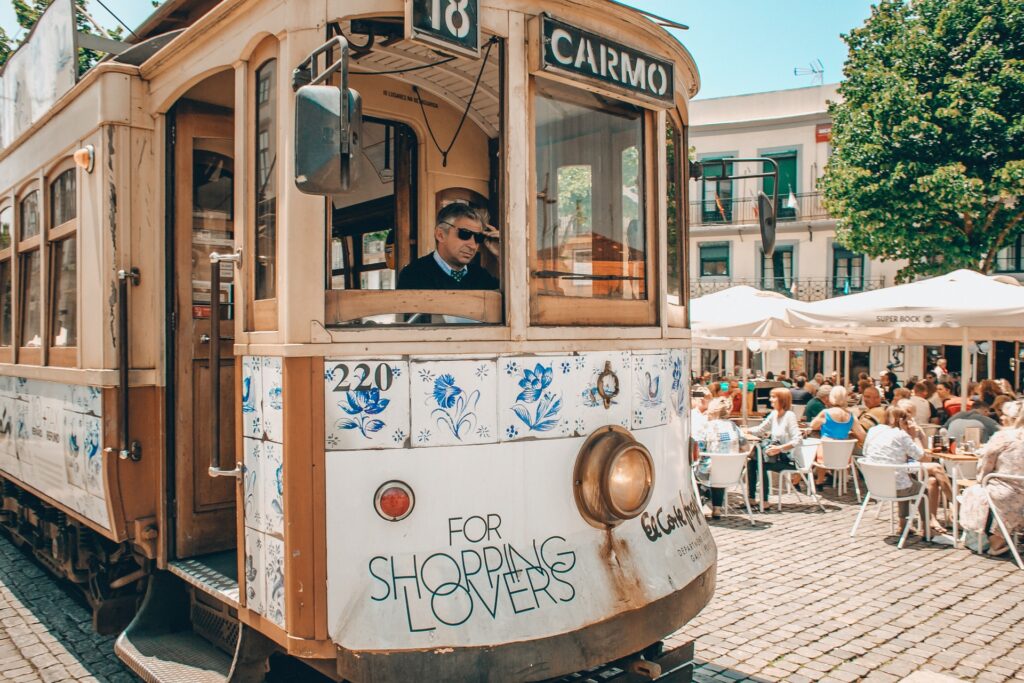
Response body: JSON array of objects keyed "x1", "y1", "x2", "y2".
[{"x1": 397, "y1": 203, "x2": 500, "y2": 289}]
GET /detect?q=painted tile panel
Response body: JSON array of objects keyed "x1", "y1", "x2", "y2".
[
  {"x1": 244, "y1": 528, "x2": 265, "y2": 616},
  {"x1": 243, "y1": 437, "x2": 262, "y2": 532},
  {"x1": 262, "y1": 440, "x2": 284, "y2": 538},
  {"x1": 261, "y1": 357, "x2": 284, "y2": 444},
  {"x1": 410, "y1": 360, "x2": 497, "y2": 447},
  {"x1": 498, "y1": 356, "x2": 574, "y2": 442},
  {"x1": 241, "y1": 356, "x2": 263, "y2": 440},
  {"x1": 574, "y1": 351, "x2": 632, "y2": 434},
  {"x1": 264, "y1": 534, "x2": 286, "y2": 628},
  {"x1": 324, "y1": 360, "x2": 410, "y2": 450},
  {"x1": 668, "y1": 349, "x2": 689, "y2": 418},
  {"x1": 631, "y1": 352, "x2": 670, "y2": 429},
  {"x1": 81, "y1": 414, "x2": 104, "y2": 499}
]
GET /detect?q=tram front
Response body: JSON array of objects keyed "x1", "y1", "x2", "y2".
[{"x1": 148, "y1": 0, "x2": 715, "y2": 680}]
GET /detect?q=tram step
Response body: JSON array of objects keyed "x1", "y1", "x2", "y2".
[
  {"x1": 168, "y1": 549, "x2": 240, "y2": 608},
  {"x1": 116, "y1": 629, "x2": 232, "y2": 683}
]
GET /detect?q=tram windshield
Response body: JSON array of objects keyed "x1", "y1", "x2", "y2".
[{"x1": 534, "y1": 82, "x2": 647, "y2": 301}]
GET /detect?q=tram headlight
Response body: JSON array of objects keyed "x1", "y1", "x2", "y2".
[
  {"x1": 573, "y1": 426, "x2": 655, "y2": 528},
  {"x1": 374, "y1": 481, "x2": 415, "y2": 522}
]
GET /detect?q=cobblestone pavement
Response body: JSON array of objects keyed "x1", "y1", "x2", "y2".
[
  {"x1": 679, "y1": 487, "x2": 1024, "y2": 683},
  {"x1": 0, "y1": 532, "x2": 135, "y2": 682}
]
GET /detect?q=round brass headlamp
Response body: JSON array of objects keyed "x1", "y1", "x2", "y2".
[{"x1": 573, "y1": 426, "x2": 655, "y2": 529}]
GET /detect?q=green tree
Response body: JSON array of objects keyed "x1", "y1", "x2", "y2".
[
  {"x1": 821, "y1": 0, "x2": 1024, "y2": 281},
  {"x1": 0, "y1": 26, "x2": 13, "y2": 66}
]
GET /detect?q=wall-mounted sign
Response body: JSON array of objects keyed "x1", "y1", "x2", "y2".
[
  {"x1": 815, "y1": 123, "x2": 832, "y2": 143},
  {"x1": 405, "y1": 0, "x2": 481, "y2": 59},
  {"x1": 540, "y1": 15, "x2": 674, "y2": 106}
]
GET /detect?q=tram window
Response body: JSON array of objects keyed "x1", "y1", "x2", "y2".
[
  {"x1": 19, "y1": 250, "x2": 41, "y2": 348},
  {"x1": 329, "y1": 119, "x2": 416, "y2": 295},
  {"x1": 19, "y1": 191, "x2": 39, "y2": 240},
  {"x1": 534, "y1": 82, "x2": 647, "y2": 302},
  {"x1": 49, "y1": 237, "x2": 76, "y2": 347},
  {"x1": 254, "y1": 59, "x2": 278, "y2": 302},
  {"x1": 192, "y1": 144, "x2": 235, "y2": 321},
  {"x1": 0, "y1": 206, "x2": 11, "y2": 249},
  {"x1": 0, "y1": 260, "x2": 9, "y2": 347},
  {"x1": 666, "y1": 120, "x2": 685, "y2": 307},
  {"x1": 50, "y1": 169, "x2": 76, "y2": 226}
]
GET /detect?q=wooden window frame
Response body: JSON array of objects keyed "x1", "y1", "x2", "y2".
[
  {"x1": 16, "y1": 183, "x2": 43, "y2": 365},
  {"x1": 699, "y1": 242, "x2": 730, "y2": 278},
  {"x1": 0, "y1": 201, "x2": 12, "y2": 363},
  {"x1": 666, "y1": 111, "x2": 687, "y2": 328},
  {"x1": 528, "y1": 77, "x2": 658, "y2": 327},
  {"x1": 46, "y1": 163, "x2": 79, "y2": 367},
  {"x1": 246, "y1": 39, "x2": 280, "y2": 331}
]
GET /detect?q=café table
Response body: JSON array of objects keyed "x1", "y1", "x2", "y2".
[{"x1": 931, "y1": 449, "x2": 979, "y2": 548}]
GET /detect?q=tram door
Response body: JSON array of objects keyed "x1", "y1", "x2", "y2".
[{"x1": 171, "y1": 104, "x2": 237, "y2": 558}]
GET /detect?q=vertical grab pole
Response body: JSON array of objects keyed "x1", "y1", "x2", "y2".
[
  {"x1": 209, "y1": 251, "x2": 241, "y2": 478},
  {"x1": 105, "y1": 268, "x2": 141, "y2": 462}
]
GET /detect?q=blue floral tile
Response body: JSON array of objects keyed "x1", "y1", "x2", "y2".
[
  {"x1": 81, "y1": 414, "x2": 104, "y2": 498},
  {"x1": 574, "y1": 351, "x2": 632, "y2": 435},
  {"x1": 244, "y1": 528, "x2": 265, "y2": 616},
  {"x1": 61, "y1": 410, "x2": 85, "y2": 489},
  {"x1": 243, "y1": 438, "x2": 262, "y2": 532},
  {"x1": 498, "y1": 355, "x2": 574, "y2": 442},
  {"x1": 261, "y1": 357, "x2": 284, "y2": 444},
  {"x1": 264, "y1": 534, "x2": 286, "y2": 628},
  {"x1": 410, "y1": 359, "x2": 497, "y2": 448},
  {"x1": 324, "y1": 360, "x2": 409, "y2": 450},
  {"x1": 263, "y1": 440, "x2": 284, "y2": 537},
  {"x1": 241, "y1": 356, "x2": 263, "y2": 440},
  {"x1": 631, "y1": 352, "x2": 670, "y2": 430},
  {"x1": 668, "y1": 349, "x2": 690, "y2": 419},
  {"x1": 69, "y1": 385, "x2": 102, "y2": 417}
]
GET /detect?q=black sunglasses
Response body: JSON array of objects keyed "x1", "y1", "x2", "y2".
[{"x1": 442, "y1": 222, "x2": 486, "y2": 244}]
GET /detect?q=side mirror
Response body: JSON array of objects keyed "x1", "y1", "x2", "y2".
[
  {"x1": 757, "y1": 191, "x2": 776, "y2": 257},
  {"x1": 294, "y1": 37, "x2": 362, "y2": 195}
]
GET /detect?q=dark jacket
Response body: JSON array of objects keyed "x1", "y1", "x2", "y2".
[{"x1": 397, "y1": 253, "x2": 499, "y2": 290}]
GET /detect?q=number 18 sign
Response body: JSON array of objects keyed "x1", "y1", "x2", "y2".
[{"x1": 405, "y1": 0, "x2": 481, "y2": 59}]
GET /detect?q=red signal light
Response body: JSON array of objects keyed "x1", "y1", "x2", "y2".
[{"x1": 374, "y1": 481, "x2": 415, "y2": 521}]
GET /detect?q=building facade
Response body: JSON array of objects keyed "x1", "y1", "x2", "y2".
[{"x1": 687, "y1": 84, "x2": 914, "y2": 381}]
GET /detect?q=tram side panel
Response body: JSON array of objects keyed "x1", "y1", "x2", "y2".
[{"x1": 234, "y1": 347, "x2": 712, "y2": 679}]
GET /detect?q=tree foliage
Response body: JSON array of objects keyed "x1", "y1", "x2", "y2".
[{"x1": 821, "y1": 0, "x2": 1024, "y2": 281}]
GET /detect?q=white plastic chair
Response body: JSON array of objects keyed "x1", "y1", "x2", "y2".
[
  {"x1": 920, "y1": 423, "x2": 940, "y2": 440},
  {"x1": 851, "y1": 459, "x2": 931, "y2": 549},
  {"x1": 816, "y1": 439, "x2": 860, "y2": 500},
  {"x1": 962, "y1": 426, "x2": 983, "y2": 446},
  {"x1": 777, "y1": 440, "x2": 825, "y2": 511},
  {"x1": 982, "y1": 472, "x2": 1024, "y2": 571},
  {"x1": 792, "y1": 404, "x2": 806, "y2": 422},
  {"x1": 707, "y1": 450, "x2": 755, "y2": 526}
]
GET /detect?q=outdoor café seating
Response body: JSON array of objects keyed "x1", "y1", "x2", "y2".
[
  {"x1": 776, "y1": 440, "x2": 824, "y2": 512},
  {"x1": 851, "y1": 460, "x2": 932, "y2": 549}
]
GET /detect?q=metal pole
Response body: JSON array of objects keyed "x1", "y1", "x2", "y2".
[
  {"x1": 843, "y1": 345, "x2": 851, "y2": 391},
  {"x1": 742, "y1": 344, "x2": 749, "y2": 421},
  {"x1": 960, "y1": 328, "x2": 970, "y2": 411},
  {"x1": 987, "y1": 340, "x2": 996, "y2": 380}
]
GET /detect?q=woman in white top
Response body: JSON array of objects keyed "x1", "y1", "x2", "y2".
[
  {"x1": 747, "y1": 388, "x2": 802, "y2": 500},
  {"x1": 863, "y1": 406, "x2": 948, "y2": 536}
]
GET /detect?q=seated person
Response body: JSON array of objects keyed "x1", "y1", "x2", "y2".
[
  {"x1": 944, "y1": 402, "x2": 1001, "y2": 444},
  {"x1": 857, "y1": 386, "x2": 887, "y2": 432},
  {"x1": 809, "y1": 385, "x2": 867, "y2": 486},
  {"x1": 695, "y1": 398, "x2": 748, "y2": 520},
  {"x1": 804, "y1": 384, "x2": 831, "y2": 423},
  {"x1": 397, "y1": 203, "x2": 499, "y2": 290}
]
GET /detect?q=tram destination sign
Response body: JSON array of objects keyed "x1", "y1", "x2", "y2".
[
  {"x1": 405, "y1": 0, "x2": 481, "y2": 59},
  {"x1": 540, "y1": 16, "x2": 675, "y2": 106}
]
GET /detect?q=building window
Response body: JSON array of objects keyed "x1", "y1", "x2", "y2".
[
  {"x1": 761, "y1": 244, "x2": 793, "y2": 293},
  {"x1": 700, "y1": 157, "x2": 732, "y2": 223},
  {"x1": 699, "y1": 243, "x2": 729, "y2": 277},
  {"x1": 254, "y1": 59, "x2": 277, "y2": 301},
  {"x1": 533, "y1": 81, "x2": 647, "y2": 303},
  {"x1": 763, "y1": 151, "x2": 797, "y2": 219},
  {"x1": 995, "y1": 235, "x2": 1023, "y2": 273},
  {"x1": 833, "y1": 245, "x2": 864, "y2": 294}
]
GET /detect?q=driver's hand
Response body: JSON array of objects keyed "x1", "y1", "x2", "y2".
[{"x1": 483, "y1": 224, "x2": 500, "y2": 257}]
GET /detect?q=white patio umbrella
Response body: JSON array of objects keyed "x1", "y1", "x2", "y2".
[
  {"x1": 690, "y1": 286, "x2": 871, "y2": 418},
  {"x1": 784, "y1": 269, "x2": 1024, "y2": 407}
]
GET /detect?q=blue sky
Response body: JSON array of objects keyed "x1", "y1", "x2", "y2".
[{"x1": 1, "y1": 0, "x2": 876, "y2": 99}]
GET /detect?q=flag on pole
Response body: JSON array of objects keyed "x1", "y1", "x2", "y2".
[
  {"x1": 715, "y1": 193, "x2": 727, "y2": 221},
  {"x1": 786, "y1": 188, "x2": 799, "y2": 216}
]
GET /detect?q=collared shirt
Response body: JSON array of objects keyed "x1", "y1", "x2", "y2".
[{"x1": 433, "y1": 251, "x2": 467, "y2": 280}]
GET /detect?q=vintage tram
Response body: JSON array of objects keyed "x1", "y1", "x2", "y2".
[{"x1": 0, "y1": 0, "x2": 714, "y2": 680}]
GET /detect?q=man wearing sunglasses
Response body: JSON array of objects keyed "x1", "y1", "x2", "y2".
[{"x1": 397, "y1": 202, "x2": 499, "y2": 290}]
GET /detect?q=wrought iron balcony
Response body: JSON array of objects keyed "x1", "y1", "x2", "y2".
[
  {"x1": 690, "y1": 277, "x2": 886, "y2": 302},
  {"x1": 689, "y1": 191, "x2": 830, "y2": 227}
]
